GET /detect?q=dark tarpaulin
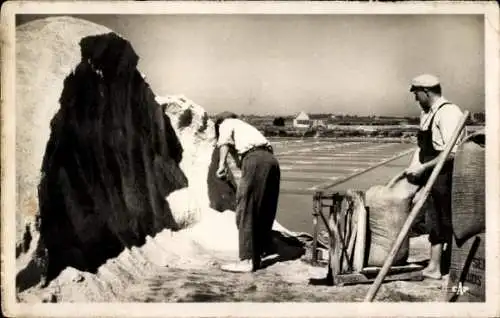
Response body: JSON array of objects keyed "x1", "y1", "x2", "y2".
[
  {"x1": 36, "y1": 33, "x2": 188, "y2": 282},
  {"x1": 207, "y1": 146, "x2": 238, "y2": 212}
]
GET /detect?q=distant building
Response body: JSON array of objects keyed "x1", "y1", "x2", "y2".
[
  {"x1": 293, "y1": 111, "x2": 311, "y2": 128},
  {"x1": 312, "y1": 119, "x2": 326, "y2": 128}
]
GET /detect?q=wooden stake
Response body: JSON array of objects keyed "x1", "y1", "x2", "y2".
[
  {"x1": 344, "y1": 222, "x2": 358, "y2": 272},
  {"x1": 353, "y1": 193, "x2": 367, "y2": 272},
  {"x1": 319, "y1": 208, "x2": 351, "y2": 269}
]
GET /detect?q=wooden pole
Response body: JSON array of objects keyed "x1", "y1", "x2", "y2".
[
  {"x1": 353, "y1": 192, "x2": 367, "y2": 272},
  {"x1": 318, "y1": 208, "x2": 351, "y2": 268},
  {"x1": 312, "y1": 192, "x2": 321, "y2": 263},
  {"x1": 364, "y1": 111, "x2": 470, "y2": 302},
  {"x1": 344, "y1": 222, "x2": 358, "y2": 272}
]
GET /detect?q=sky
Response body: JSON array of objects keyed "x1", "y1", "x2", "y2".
[{"x1": 18, "y1": 14, "x2": 485, "y2": 116}]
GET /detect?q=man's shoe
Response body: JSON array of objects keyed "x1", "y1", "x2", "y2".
[
  {"x1": 261, "y1": 251, "x2": 279, "y2": 262},
  {"x1": 220, "y1": 260, "x2": 253, "y2": 273}
]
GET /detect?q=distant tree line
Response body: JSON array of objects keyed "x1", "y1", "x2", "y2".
[
  {"x1": 272, "y1": 117, "x2": 286, "y2": 126},
  {"x1": 260, "y1": 125, "x2": 420, "y2": 140},
  {"x1": 213, "y1": 111, "x2": 485, "y2": 128}
]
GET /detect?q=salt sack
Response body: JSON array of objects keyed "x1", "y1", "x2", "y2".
[
  {"x1": 365, "y1": 178, "x2": 420, "y2": 266},
  {"x1": 451, "y1": 130, "x2": 485, "y2": 245},
  {"x1": 444, "y1": 233, "x2": 485, "y2": 302}
]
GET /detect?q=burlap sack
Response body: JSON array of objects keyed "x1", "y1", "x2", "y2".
[
  {"x1": 444, "y1": 233, "x2": 485, "y2": 302},
  {"x1": 451, "y1": 130, "x2": 485, "y2": 245},
  {"x1": 365, "y1": 178, "x2": 420, "y2": 266}
]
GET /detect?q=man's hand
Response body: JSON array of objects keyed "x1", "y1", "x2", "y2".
[
  {"x1": 412, "y1": 187, "x2": 426, "y2": 205},
  {"x1": 404, "y1": 165, "x2": 426, "y2": 183},
  {"x1": 216, "y1": 166, "x2": 228, "y2": 179},
  {"x1": 217, "y1": 145, "x2": 230, "y2": 179}
]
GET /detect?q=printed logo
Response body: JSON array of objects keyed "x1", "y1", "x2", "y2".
[{"x1": 451, "y1": 282, "x2": 470, "y2": 296}]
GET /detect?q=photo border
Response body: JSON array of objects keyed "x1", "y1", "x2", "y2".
[{"x1": 1, "y1": 1, "x2": 499, "y2": 317}]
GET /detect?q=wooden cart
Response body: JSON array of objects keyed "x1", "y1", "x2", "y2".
[{"x1": 311, "y1": 190, "x2": 423, "y2": 286}]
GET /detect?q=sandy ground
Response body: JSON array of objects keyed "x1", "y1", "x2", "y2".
[
  {"x1": 120, "y1": 235, "x2": 443, "y2": 303},
  {"x1": 18, "y1": 217, "x2": 445, "y2": 303}
]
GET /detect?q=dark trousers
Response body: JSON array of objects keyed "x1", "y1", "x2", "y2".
[
  {"x1": 236, "y1": 149, "x2": 281, "y2": 266},
  {"x1": 427, "y1": 161, "x2": 453, "y2": 246}
]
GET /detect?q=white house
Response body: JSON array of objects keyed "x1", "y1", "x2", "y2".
[{"x1": 293, "y1": 111, "x2": 311, "y2": 128}]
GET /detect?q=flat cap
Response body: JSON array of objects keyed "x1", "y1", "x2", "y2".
[{"x1": 410, "y1": 74, "x2": 440, "y2": 92}]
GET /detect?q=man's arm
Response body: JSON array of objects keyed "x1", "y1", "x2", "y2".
[
  {"x1": 406, "y1": 106, "x2": 462, "y2": 179},
  {"x1": 413, "y1": 153, "x2": 455, "y2": 175},
  {"x1": 216, "y1": 144, "x2": 230, "y2": 178},
  {"x1": 228, "y1": 146, "x2": 241, "y2": 169},
  {"x1": 215, "y1": 121, "x2": 235, "y2": 178}
]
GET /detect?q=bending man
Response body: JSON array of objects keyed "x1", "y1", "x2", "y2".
[{"x1": 214, "y1": 112, "x2": 281, "y2": 273}]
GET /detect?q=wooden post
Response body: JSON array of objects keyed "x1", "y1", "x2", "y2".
[
  {"x1": 318, "y1": 204, "x2": 350, "y2": 266},
  {"x1": 312, "y1": 191, "x2": 321, "y2": 264},
  {"x1": 353, "y1": 194, "x2": 367, "y2": 272},
  {"x1": 364, "y1": 111, "x2": 470, "y2": 302},
  {"x1": 329, "y1": 207, "x2": 341, "y2": 277},
  {"x1": 344, "y1": 220, "x2": 358, "y2": 272}
]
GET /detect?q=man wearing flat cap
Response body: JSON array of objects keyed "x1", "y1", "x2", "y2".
[
  {"x1": 214, "y1": 112, "x2": 281, "y2": 273},
  {"x1": 404, "y1": 74, "x2": 464, "y2": 279}
]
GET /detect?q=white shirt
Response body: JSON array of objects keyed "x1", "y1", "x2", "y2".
[
  {"x1": 216, "y1": 118, "x2": 271, "y2": 155},
  {"x1": 420, "y1": 96, "x2": 464, "y2": 153}
]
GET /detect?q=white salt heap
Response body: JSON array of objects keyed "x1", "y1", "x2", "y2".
[{"x1": 159, "y1": 95, "x2": 217, "y2": 226}]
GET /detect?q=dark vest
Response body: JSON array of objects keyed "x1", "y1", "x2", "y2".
[{"x1": 417, "y1": 102, "x2": 450, "y2": 164}]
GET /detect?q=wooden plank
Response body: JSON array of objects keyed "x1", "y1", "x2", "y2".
[
  {"x1": 334, "y1": 270, "x2": 423, "y2": 286},
  {"x1": 343, "y1": 225, "x2": 357, "y2": 272},
  {"x1": 311, "y1": 194, "x2": 321, "y2": 264},
  {"x1": 320, "y1": 204, "x2": 351, "y2": 273},
  {"x1": 353, "y1": 193, "x2": 367, "y2": 272},
  {"x1": 342, "y1": 196, "x2": 357, "y2": 273},
  {"x1": 338, "y1": 199, "x2": 348, "y2": 271},
  {"x1": 334, "y1": 272, "x2": 369, "y2": 286},
  {"x1": 361, "y1": 263, "x2": 423, "y2": 276},
  {"x1": 339, "y1": 200, "x2": 346, "y2": 269},
  {"x1": 329, "y1": 209, "x2": 341, "y2": 276}
]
